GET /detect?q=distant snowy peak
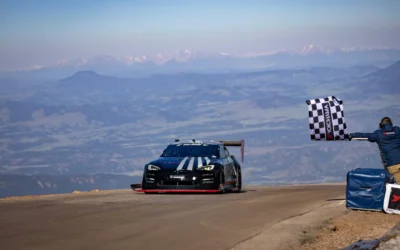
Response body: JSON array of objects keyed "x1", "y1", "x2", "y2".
[
  {"x1": 170, "y1": 49, "x2": 232, "y2": 62},
  {"x1": 298, "y1": 44, "x2": 340, "y2": 55},
  {"x1": 341, "y1": 45, "x2": 390, "y2": 52},
  {"x1": 88, "y1": 55, "x2": 124, "y2": 65},
  {"x1": 173, "y1": 49, "x2": 195, "y2": 62},
  {"x1": 18, "y1": 45, "x2": 397, "y2": 71},
  {"x1": 129, "y1": 49, "x2": 234, "y2": 64},
  {"x1": 55, "y1": 58, "x2": 87, "y2": 68},
  {"x1": 54, "y1": 56, "x2": 123, "y2": 68},
  {"x1": 279, "y1": 44, "x2": 390, "y2": 55},
  {"x1": 301, "y1": 44, "x2": 318, "y2": 54},
  {"x1": 133, "y1": 55, "x2": 148, "y2": 63}
]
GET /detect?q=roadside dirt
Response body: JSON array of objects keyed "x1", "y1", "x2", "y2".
[{"x1": 298, "y1": 209, "x2": 400, "y2": 250}]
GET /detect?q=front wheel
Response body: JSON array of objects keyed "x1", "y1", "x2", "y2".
[
  {"x1": 141, "y1": 174, "x2": 150, "y2": 194},
  {"x1": 218, "y1": 169, "x2": 226, "y2": 193}
]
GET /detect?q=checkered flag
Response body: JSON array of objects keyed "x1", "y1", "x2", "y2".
[{"x1": 305, "y1": 96, "x2": 350, "y2": 141}]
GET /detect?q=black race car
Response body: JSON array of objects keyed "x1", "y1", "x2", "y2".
[{"x1": 131, "y1": 139, "x2": 244, "y2": 194}]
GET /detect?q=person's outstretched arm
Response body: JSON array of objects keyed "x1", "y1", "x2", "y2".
[{"x1": 350, "y1": 131, "x2": 378, "y2": 142}]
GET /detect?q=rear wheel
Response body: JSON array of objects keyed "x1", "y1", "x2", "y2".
[{"x1": 235, "y1": 168, "x2": 242, "y2": 192}]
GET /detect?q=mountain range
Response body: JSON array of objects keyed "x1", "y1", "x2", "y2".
[
  {"x1": 0, "y1": 52, "x2": 399, "y2": 198},
  {"x1": 2, "y1": 44, "x2": 400, "y2": 80}
]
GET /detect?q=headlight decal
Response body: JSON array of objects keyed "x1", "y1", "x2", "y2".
[
  {"x1": 197, "y1": 165, "x2": 215, "y2": 171},
  {"x1": 147, "y1": 165, "x2": 161, "y2": 171}
]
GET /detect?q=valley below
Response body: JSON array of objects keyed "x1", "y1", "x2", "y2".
[{"x1": 0, "y1": 55, "x2": 399, "y2": 198}]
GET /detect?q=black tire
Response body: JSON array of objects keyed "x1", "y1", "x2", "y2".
[
  {"x1": 141, "y1": 174, "x2": 148, "y2": 193},
  {"x1": 235, "y1": 168, "x2": 242, "y2": 192}
]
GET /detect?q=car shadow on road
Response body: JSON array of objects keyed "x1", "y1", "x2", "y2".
[{"x1": 137, "y1": 189, "x2": 256, "y2": 195}]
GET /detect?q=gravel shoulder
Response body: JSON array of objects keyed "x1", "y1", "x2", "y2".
[{"x1": 297, "y1": 208, "x2": 400, "y2": 250}]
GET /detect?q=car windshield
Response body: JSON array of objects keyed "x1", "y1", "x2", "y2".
[{"x1": 160, "y1": 144, "x2": 219, "y2": 158}]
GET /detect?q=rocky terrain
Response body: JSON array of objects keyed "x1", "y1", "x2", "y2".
[{"x1": 300, "y1": 209, "x2": 400, "y2": 249}]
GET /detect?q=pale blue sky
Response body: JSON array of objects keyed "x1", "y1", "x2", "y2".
[{"x1": 1, "y1": 0, "x2": 400, "y2": 70}]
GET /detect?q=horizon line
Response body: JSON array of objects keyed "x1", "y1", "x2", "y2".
[{"x1": 2, "y1": 43, "x2": 399, "y2": 73}]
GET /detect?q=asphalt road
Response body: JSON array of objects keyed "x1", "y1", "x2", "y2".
[{"x1": 0, "y1": 184, "x2": 346, "y2": 250}]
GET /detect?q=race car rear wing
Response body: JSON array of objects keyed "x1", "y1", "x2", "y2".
[{"x1": 219, "y1": 140, "x2": 245, "y2": 163}]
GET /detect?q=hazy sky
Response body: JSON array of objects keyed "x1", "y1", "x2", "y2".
[{"x1": 1, "y1": 0, "x2": 400, "y2": 70}]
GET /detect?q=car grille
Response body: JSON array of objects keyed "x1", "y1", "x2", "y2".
[{"x1": 157, "y1": 180, "x2": 200, "y2": 189}]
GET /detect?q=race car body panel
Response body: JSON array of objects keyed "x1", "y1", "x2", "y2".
[
  {"x1": 134, "y1": 139, "x2": 244, "y2": 193},
  {"x1": 147, "y1": 156, "x2": 222, "y2": 171}
]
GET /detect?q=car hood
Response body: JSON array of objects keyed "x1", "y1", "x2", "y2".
[{"x1": 148, "y1": 156, "x2": 221, "y2": 171}]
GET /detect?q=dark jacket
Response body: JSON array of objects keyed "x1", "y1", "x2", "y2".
[{"x1": 350, "y1": 124, "x2": 400, "y2": 167}]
